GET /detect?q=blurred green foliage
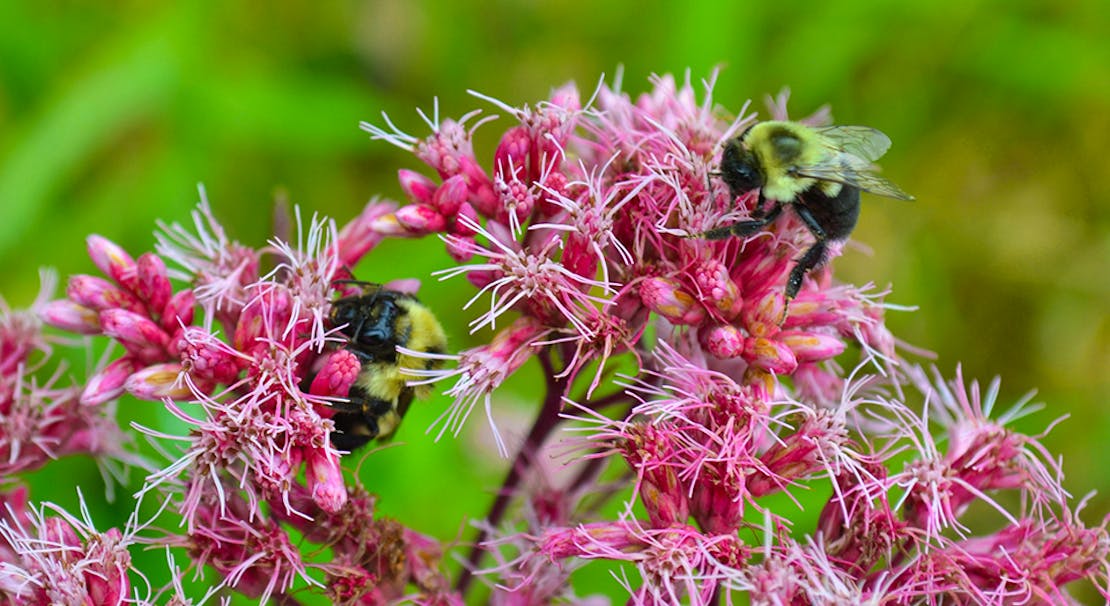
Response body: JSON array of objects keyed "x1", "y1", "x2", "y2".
[{"x1": 1, "y1": 0, "x2": 1107, "y2": 602}]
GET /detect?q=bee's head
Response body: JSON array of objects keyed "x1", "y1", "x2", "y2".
[
  {"x1": 330, "y1": 291, "x2": 405, "y2": 362},
  {"x1": 719, "y1": 137, "x2": 763, "y2": 196},
  {"x1": 329, "y1": 298, "x2": 363, "y2": 339}
]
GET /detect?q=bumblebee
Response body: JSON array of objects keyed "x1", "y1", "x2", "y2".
[
  {"x1": 327, "y1": 282, "x2": 447, "y2": 451},
  {"x1": 703, "y1": 121, "x2": 913, "y2": 299}
]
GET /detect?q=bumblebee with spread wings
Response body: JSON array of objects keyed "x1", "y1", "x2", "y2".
[{"x1": 703, "y1": 121, "x2": 914, "y2": 300}]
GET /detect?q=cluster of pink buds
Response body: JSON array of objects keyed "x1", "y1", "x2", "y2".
[
  {"x1": 0, "y1": 72, "x2": 1105, "y2": 604},
  {"x1": 1, "y1": 272, "x2": 133, "y2": 480},
  {"x1": 39, "y1": 235, "x2": 199, "y2": 405}
]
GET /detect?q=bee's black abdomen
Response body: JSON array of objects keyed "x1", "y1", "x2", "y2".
[
  {"x1": 329, "y1": 384, "x2": 398, "y2": 451},
  {"x1": 795, "y1": 185, "x2": 861, "y2": 242},
  {"x1": 783, "y1": 185, "x2": 862, "y2": 300}
]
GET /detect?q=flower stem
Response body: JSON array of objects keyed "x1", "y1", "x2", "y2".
[{"x1": 456, "y1": 346, "x2": 569, "y2": 596}]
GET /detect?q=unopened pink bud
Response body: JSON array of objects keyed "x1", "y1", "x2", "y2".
[
  {"x1": 309, "y1": 349, "x2": 360, "y2": 397},
  {"x1": 537, "y1": 171, "x2": 568, "y2": 216},
  {"x1": 709, "y1": 278, "x2": 744, "y2": 320},
  {"x1": 86, "y1": 235, "x2": 136, "y2": 288},
  {"x1": 493, "y1": 125, "x2": 532, "y2": 179},
  {"x1": 81, "y1": 356, "x2": 138, "y2": 405},
  {"x1": 100, "y1": 309, "x2": 170, "y2": 363},
  {"x1": 780, "y1": 292, "x2": 839, "y2": 328},
  {"x1": 160, "y1": 289, "x2": 196, "y2": 333},
  {"x1": 562, "y1": 234, "x2": 598, "y2": 282},
  {"x1": 39, "y1": 300, "x2": 101, "y2": 334},
  {"x1": 40, "y1": 517, "x2": 81, "y2": 548},
  {"x1": 640, "y1": 472, "x2": 690, "y2": 529},
  {"x1": 640, "y1": 277, "x2": 705, "y2": 325},
  {"x1": 694, "y1": 261, "x2": 744, "y2": 320},
  {"x1": 699, "y1": 323, "x2": 745, "y2": 359},
  {"x1": 306, "y1": 446, "x2": 347, "y2": 513},
  {"x1": 433, "y1": 174, "x2": 469, "y2": 217},
  {"x1": 549, "y1": 82, "x2": 581, "y2": 111},
  {"x1": 398, "y1": 169, "x2": 437, "y2": 205},
  {"x1": 135, "y1": 253, "x2": 172, "y2": 313},
  {"x1": 458, "y1": 156, "x2": 498, "y2": 216},
  {"x1": 177, "y1": 327, "x2": 243, "y2": 384},
  {"x1": 84, "y1": 528, "x2": 130, "y2": 606},
  {"x1": 690, "y1": 481, "x2": 744, "y2": 535},
  {"x1": 541, "y1": 522, "x2": 639, "y2": 560},
  {"x1": 368, "y1": 211, "x2": 411, "y2": 237},
  {"x1": 498, "y1": 179, "x2": 536, "y2": 227},
  {"x1": 125, "y1": 363, "x2": 197, "y2": 401},
  {"x1": 778, "y1": 330, "x2": 845, "y2": 363},
  {"x1": 451, "y1": 202, "x2": 480, "y2": 238},
  {"x1": 447, "y1": 235, "x2": 478, "y2": 263},
  {"x1": 395, "y1": 204, "x2": 447, "y2": 233},
  {"x1": 66, "y1": 275, "x2": 143, "y2": 313},
  {"x1": 404, "y1": 528, "x2": 449, "y2": 592},
  {"x1": 743, "y1": 336, "x2": 798, "y2": 374},
  {"x1": 742, "y1": 290, "x2": 786, "y2": 338},
  {"x1": 233, "y1": 289, "x2": 292, "y2": 352},
  {"x1": 336, "y1": 200, "x2": 394, "y2": 266}
]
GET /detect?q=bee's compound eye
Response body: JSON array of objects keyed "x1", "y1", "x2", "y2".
[{"x1": 720, "y1": 141, "x2": 762, "y2": 195}]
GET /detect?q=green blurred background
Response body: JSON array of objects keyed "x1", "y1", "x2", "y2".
[{"x1": 2, "y1": 0, "x2": 1107, "y2": 601}]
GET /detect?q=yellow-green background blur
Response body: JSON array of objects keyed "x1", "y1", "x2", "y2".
[{"x1": 1, "y1": 1, "x2": 1107, "y2": 602}]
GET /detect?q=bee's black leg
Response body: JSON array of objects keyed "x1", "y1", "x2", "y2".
[
  {"x1": 749, "y1": 190, "x2": 770, "y2": 219},
  {"x1": 330, "y1": 420, "x2": 374, "y2": 452},
  {"x1": 786, "y1": 204, "x2": 831, "y2": 300},
  {"x1": 786, "y1": 240, "x2": 829, "y2": 300},
  {"x1": 328, "y1": 399, "x2": 364, "y2": 414},
  {"x1": 328, "y1": 385, "x2": 393, "y2": 450},
  {"x1": 394, "y1": 390, "x2": 415, "y2": 426},
  {"x1": 701, "y1": 200, "x2": 782, "y2": 240},
  {"x1": 792, "y1": 203, "x2": 828, "y2": 241},
  {"x1": 342, "y1": 348, "x2": 374, "y2": 363}
]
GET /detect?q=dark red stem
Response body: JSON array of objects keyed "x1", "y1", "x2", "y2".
[{"x1": 455, "y1": 346, "x2": 569, "y2": 596}]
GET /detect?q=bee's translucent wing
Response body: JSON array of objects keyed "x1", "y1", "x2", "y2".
[
  {"x1": 794, "y1": 160, "x2": 915, "y2": 200},
  {"x1": 814, "y1": 125, "x2": 892, "y2": 163},
  {"x1": 795, "y1": 125, "x2": 913, "y2": 200}
]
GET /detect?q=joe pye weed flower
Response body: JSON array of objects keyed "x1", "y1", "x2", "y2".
[{"x1": 0, "y1": 71, "x2": 1105, "y2": 604}]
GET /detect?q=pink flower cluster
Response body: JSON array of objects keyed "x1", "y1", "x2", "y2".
[
  {"x1": 0, "y1": 486, "x2": 136, "y2": 605},
  {"x1": 3, "y1": 197, "x2": 455, "y2": 603},
  {"x1": 360, "y1": 74, "x2": 1107, "y2": 603},
  {"x1": 0, "y1": 72, "x2": 1105, "y2": 604}
]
